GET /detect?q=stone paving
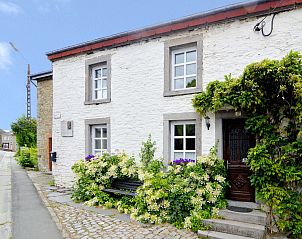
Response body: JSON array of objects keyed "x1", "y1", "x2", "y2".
[{"x1": 27, "y1": 171, "x2": 199, "y2": 239}]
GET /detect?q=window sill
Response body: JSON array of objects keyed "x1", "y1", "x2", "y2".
[
  {"x1": 163, "y1": 88, "x2": 202, "y2": 97},
  {"x1": 84, "y1": 99, "x2": 111, "y2": 105}
]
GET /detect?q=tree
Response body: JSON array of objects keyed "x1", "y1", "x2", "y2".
[
  {"x1": 192, "y1": 51, "x2": 302, "y2": 237},
  {"x1": 11, "y1": 115, "x2": 37, "y2": 148}
]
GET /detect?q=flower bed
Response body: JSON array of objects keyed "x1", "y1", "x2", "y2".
[{"x1": 71, "y1": 147, "x2": 227, "y2": 232}]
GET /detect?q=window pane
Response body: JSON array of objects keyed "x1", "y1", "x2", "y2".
[
  {"x1": 186, "y1": 138, "x2": 195, "y2": 150},
  {"x1": 95, "y1": 139, "x2": 102, "y2": 149},
  {"x1": 102, "y1": 68, "x2": 107, "y2": 77},
  {"x1": 94, "y1": 150, "x2": 102, "y2": 155},
  {"x1": 174, "y1": 78, "x2": 184, "y2": 89},
  {"x1": 95, "y1": 90, "x2": 100, "y2": 99},
  {"x1": 186, "y1": 124, "x2": 195, "y2": 136},
  {"x1": 95, "y1": 128, "x2": 102, "y2": 138},
  {"x1": 95, "y1": 80, "x2": 102, "y2": 89},
  {"x1": 186, "y1": 50, "x2": 196, "y2": 62},
  {"x1": 174, "y1": 125, "x2": 183, "y2": 136},
  {"x1": 175, "y1": 53, "x2": 184, "y2": 64},
  {"x1": 102, "y1": 90, "x2": 107, "y2": 99},
  {"x1": 102, "y1": 128, "x2": 107, "y2": 138},
  {"x1": 185, "y1": 152, "x2": 196, "y2": 160},
  {"x1": 186, "y1": 77, "x2": 196, "y2": 88},
  {"x1": 174, "y1": 139, "x2": 183, "y2": 150},
  {"x1": 102, "y1": 79, "x2": 107, "y2": 88},
  {"x1": 174, "y1": 152, "x2": 183, "y2": 160},
  {"x1": 186, "y1": 63, "x2": 196, "y2": 75},
  {"x1": 102, "y1": 139, "x2": 107, "y2": 149},
  {"x1": 174, "y1": 65, "x2": 184, "y2": 77},
  {"x1": 95, "y1": 69, "x2": 102, "y2": 78}
]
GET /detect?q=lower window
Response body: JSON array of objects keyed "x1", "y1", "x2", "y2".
[
  {"x1": 171, "y1": 121, "x2": 196, "y2": 161},
  {"x1": 91, "y1": 125, "x2": 108, "y2": 155}
]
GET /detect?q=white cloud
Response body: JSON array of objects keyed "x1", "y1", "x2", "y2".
[
  {"x1": 0, "y1": 2, "x2": 22, "y2": 15},
  {"x1": 0, "y1": 42, "x2": 12, "y2": 70},
  {"x1": 34, "y1": 0, "x2": 70, "y2": 13}
]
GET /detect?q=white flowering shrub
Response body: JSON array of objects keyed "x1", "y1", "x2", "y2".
[
  {"x1": 71, "y1": 146, "x2": 227, "y2": 233},
  {"x1": 71, "y1": 153, "x2": 139, "y2": 206},
  {"x1": 131, "y1": 147, "x2": 227, "y2": 232}
]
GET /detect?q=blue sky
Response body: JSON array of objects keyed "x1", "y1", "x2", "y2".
[{"x1": 0, "y1": 0, "x2": 246, "y2": 129}]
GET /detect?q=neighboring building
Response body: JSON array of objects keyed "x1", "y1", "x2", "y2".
[
  {"x1": 0, "y1": 130, "x2": 17, "y2": 151},
  {"x1": 31, "y1": 71, "x2": 53, "y2": 171},
  {"x1": 45, "y1": 0, "x2": 302, "y2": 202}
]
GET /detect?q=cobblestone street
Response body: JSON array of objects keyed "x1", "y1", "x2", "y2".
[{"x1": 27, "y1": 171, "x2": 199, "y2": 239}]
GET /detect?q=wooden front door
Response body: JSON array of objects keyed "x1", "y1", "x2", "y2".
[
  {"x1": 223, "y1": 119, "x2": 255, "y2": 202},
  {"x1": 48, "y1": 137, "x2": 52, "y2": 171}
]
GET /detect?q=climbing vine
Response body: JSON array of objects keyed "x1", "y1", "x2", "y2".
[{"x1": 192, "y1": 51, "x2": 302, "y2": 238}]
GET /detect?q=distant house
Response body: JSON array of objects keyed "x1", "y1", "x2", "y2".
[
  {"x1": 40, "y1": 0, "x2": 302, "y2": 204},
  {"x1": 0, "y1": 130, "x2": 17, "y2": 151},
  {"x1": 31, "y1": 71, "x2": 53, "y2": 171}
]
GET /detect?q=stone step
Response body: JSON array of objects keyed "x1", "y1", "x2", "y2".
[
  {"x1": 202, "y1": 219, "x2": 265, "y2": 239},
  {"x1": 227, "y1": 200, "x2": 260, "y2": 210},
  {"x1": 198, "y1": 230, "x2": 256, "y2": 239},
  {"x1": 218, "y1": 209, "x2": 267, "y2": 226}
]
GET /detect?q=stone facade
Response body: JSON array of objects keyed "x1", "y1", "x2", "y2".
[
  {"x1": 50, "y1": 6, "x2": 302, "y2": 187},
  {"x1": 34, "y1": 73, "x2": 53, "y2": 171}
]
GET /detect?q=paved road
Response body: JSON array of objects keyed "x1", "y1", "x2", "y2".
[{"x1": 0, "y1": 151, "x2": 63, "y2": 239}]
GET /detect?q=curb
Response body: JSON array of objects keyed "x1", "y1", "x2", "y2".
[{"x1": 26, "y1": 172, "x2": 72, "y2": 239}]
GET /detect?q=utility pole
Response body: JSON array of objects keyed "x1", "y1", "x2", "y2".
[
  {"x1": 9, "y1": 42, "x2": 32, "y2": 119},
  {"x1": 26, "y1": 64, "x2": 31, "y2": 119}
]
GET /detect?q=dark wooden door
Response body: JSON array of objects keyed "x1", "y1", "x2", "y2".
[
  {"x1": 223, "y1": 119, "x2": 255, "y2": 202},
  {"x1": 48, "y1": 137, "x2": 52, "y2": 171}
]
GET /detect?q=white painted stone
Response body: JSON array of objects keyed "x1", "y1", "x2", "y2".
[{"x1": 52, "y1": 8, "x2": 302, "y2": 187}]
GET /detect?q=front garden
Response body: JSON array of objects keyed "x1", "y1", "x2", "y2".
[{"x1": 71, "y1": 137, "x2": 227, "y2": 233}]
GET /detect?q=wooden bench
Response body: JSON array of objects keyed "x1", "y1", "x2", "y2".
[{"x1": 102, "y1": 179, "x2": 143, "y2": 196}]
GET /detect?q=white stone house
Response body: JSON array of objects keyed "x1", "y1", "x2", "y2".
[{"x1": 46, "y1": 0, "x2": 302, "y2": 202}]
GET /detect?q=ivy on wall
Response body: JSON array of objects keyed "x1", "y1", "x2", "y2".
[{"x1": 192, "y1": 51, "x2": 302, "y2": 238}]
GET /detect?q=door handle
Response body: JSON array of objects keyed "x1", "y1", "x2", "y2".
[{"x1": 226, "y1": 160, "x2": 230, "y2": 169}]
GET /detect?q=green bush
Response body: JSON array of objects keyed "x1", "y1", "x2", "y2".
[
  {"x1": 71, "y1": 147, "x2": 227, "y2": 233},
  {"x1": 16, "y1": 147, "x2": 37, "y2": 168}
]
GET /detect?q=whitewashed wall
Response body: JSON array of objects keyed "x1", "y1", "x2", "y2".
[{"x1": 52, "y1": 8, "x2": 302, "y2": 187}]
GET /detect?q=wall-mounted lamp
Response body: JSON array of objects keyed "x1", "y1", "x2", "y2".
[{"x1": 204, "y1": 116, "x2": 210, "y2": 130}]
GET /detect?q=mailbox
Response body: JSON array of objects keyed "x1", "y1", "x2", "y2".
[{"x1": 50, "y1": 152, "x2": 57, "y2": 162}]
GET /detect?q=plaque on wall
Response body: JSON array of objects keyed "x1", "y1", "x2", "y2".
[{"x1": 61, "y1": 120, "x2": 73, "y2": 137}]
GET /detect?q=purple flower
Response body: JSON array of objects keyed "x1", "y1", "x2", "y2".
[
  {"x1": 172, "y1": 158, "x2": 196, "y2": 165},
  {"x1": 85, "y1": 154, "x2": 95, "y2": 162}
]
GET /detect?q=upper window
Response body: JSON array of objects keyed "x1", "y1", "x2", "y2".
[
  {"x1": 92, "y1": 65, "x2": 108, "y2": 100},
  {"x1": 171, "y1": 121, "x2": 196, "y2": 162},
  {"x1": 172, "y1": 48, "x2": 197, "y2": 90},
  {"x1": 164, "y1": 35, "x2": 202, "y2": 97},
  {"x1": 85, "y1": 55, "x2": 111, "y2": 105}
]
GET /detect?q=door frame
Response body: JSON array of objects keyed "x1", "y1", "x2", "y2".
[{"x1": 222, "y1": 118, "x2": 255, "y2": 202}]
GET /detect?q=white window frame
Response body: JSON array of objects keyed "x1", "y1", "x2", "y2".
[
  {"x1": 171, "y1": 120, "x2": 196, "y2": 162},
  {"x1": 92, "y1": 65, "x2": 108, "y2": 101},
  {"x1": 171, "y1": 47, "x2": 197, "y2": 91},
  {"x1": 91, "y1": 124, "x2": 108, "y2": 155}
]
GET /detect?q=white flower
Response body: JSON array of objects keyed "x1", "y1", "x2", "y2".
[{"x1": 214, "y1": 175, "x2": 225, "y2": 183}]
